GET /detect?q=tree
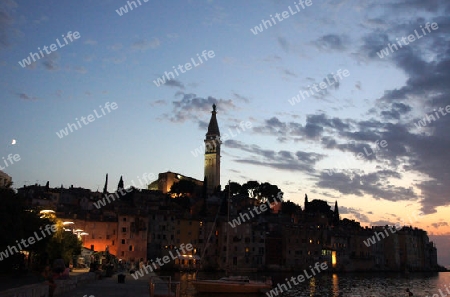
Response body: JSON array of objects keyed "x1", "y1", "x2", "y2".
[
  {"x1": 223, "y1": 181, "x2": 242, "y2": 196},
  {"x1": 241, "y1": 181, "x2": 260, "y2": 199},
  {"x1": 170, "y1": 179, "x2": 197, "y2": 198},
  {"x1": 0, "y1": 188, "x2": 53, "y2": 273},
  {"x1": 46, "y1": 221, "x2": 82, "y2": 267},
  {"x1": 259, "y1": 182, "x2": 282, "y2": 203},
  {"x1": 282, "y1": 200, "x2": 302, "y2": 216},
  {"x1": 117, "y1": 175, "x2": 124, "y2": 191},
  {"x1": 103, "y1": 173, "x2": 108, "y2": 194}
]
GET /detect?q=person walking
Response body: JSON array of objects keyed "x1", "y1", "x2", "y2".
[{"x1": 41, "y1": 265, "x2": 56, "y2": 297}]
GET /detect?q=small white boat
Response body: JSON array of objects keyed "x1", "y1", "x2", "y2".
[{"x1": 192, "y1": 275, "x2": 272, "y2": 293}]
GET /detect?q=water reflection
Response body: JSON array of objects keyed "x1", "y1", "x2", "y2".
[
  {"x1": 158, "y1": 271, "x2": 450, "y2": 297},
  {"x1": 332, "y1": 274, "x2": 339, "y2": 296}
]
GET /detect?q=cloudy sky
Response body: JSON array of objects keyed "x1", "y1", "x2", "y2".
[{"x1": 1, "y1": 0, "x2": 449, "y2": 264}]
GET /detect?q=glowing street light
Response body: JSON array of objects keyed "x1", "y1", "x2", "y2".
[{"x1": 39, "y1": 209, "x2": 55, "y2": 218}]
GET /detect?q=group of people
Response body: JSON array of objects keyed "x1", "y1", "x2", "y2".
[{"x1": 115, "y1": 258, "x2": 150, "y2": 274}]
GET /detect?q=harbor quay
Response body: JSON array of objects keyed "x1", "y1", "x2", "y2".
[{"x1": 57, "y1": 271, "x2": 152, "y2": 297}]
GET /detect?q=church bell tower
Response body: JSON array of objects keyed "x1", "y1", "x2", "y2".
[{"x1": 204, "y1": 104, "x2": 221, "y2": 194}]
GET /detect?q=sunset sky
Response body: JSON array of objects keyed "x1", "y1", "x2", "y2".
[{"x1": 0, "y1": 0, "x2": 449, "y2": 265}]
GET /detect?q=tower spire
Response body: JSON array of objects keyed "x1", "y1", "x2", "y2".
[
  {"x1": 204, "y1": 104, "x2": 221, "y2": 195},
  {"x1": 103, "y1": 173, "x2": 108, "y2": 194},
  {"x1": 118, "y1": 176, "x2": 124, "y2": 191},
  {"x1": 333, "y1": 200, "x2": 340, "y2": 226},
  {"x1": 206, "y1": 104, "x2": 220, "y2": 136}
]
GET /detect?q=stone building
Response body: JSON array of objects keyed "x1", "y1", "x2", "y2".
[{"x1": 0, "y1": 170, "x2": 12, "y2": 188}]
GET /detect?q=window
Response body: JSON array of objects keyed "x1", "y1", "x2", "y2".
[
  {"x1": 123, "y1": 217, "x2": 126, "y2": 221},
  {"x1": 112, "y1": 240, "x2": 115, "y2": 245},
  {"x1": 90, "y1": 245, "x2": 94, "y2": 251},
  {"x1": 121, "y1": 251, "x2": 124, "y2": 256},
  {"x1": 129, "y1": 245, "x2": 133, "y2": 251},
  {"x1": 122, "y1": 227, "x2": 127, "y2": 232},
  {"x1": 259, "y1": 247, "x2": 264, "y2": 255},
  {"x1": 121, "y1": 239, "x2": 125, "y2": 244}
]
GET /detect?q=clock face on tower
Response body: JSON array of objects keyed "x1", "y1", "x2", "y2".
[{"x1": 206, "y1": 142, "x2": 216, "y2": 153}]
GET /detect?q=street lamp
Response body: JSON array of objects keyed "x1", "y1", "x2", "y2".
[{"x1": 39, "y1": 209, "x2": 55, "y2": 219}]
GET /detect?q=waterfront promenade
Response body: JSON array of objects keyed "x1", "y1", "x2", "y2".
[
  {"x1": 0, "y1": 269, "x2": 155, "y2": 297},
  {"x1": 62, "y1": 271, "x2": 152, "y2": 297}
]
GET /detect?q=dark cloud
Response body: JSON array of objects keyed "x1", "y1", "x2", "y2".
[
  {"x1": 131, "y1": 38, "x2": 160, "y2": 51},
  {"x1": 282, "y1": 69, "x2": 297, "y2": 78},
  {"x1": 252, "y1": 114, "x2": 353, "y2": 141},
  {"x1": 314, "y1": 34, "x2": 347, "y2": 51},
  {"x1": 164, "y1": 79, "x2": 185, "y2": 90},
  {"x1": 233, "y1": 92, "x2": 250, "y2": 103},
  {"x1": 360, "y1": 32, "x2": 390, "y2": 59},
  {"x1": 0, "y1": 0, "x2": 18, "y2": 49},
  {"x1": 18, "y1": 93, "x2": 38, "y2": 101},
  {"x1": 42, "y1": 52, "x2": 59, "y2": 71},
  {"x1": 168, "y1": 93, "x2": 236, "y2": 123},
  {"x1": 198, "y1": 120, "x2": 208, "y2": 131},
  {"x1": 226, "y1": 139, "x2": 325, "y2": 173},
  {"x1": 316, "y1": 170, "x2": 417, "y2": 202},
  {"x1": 431, "y1": 221, "x2": 449, "y2": 229},
  {"x1": 150, "y1": 100, "x2": 166, "y2": 107},
  {"x1": 379, "y1": 102, "x2": 412, "y2": 120},
  {"x1": 388, "y1": 0, "x2": 442, "y2": 12},
  {"x1": 338, "y1": 206, "x2": 371, "y2": 224},
  {"x1": 359, "y1": 6, "x2": 450, "y2": 214},
  {"x1": 277, "y1": 36, "x2": 289, "y2": 52},
  {"x1": 249, "y1": 100, "x2": 449, "y2": 213}
]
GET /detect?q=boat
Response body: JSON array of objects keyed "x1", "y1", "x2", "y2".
[
  {"x1": 192, "y1": 275, "x2": 272, "y2": 293},
  {"x1": 192, "y1": 181, "x2": 272, "y2": 294}
]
